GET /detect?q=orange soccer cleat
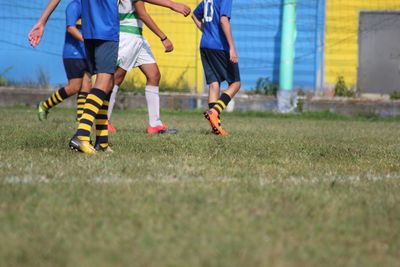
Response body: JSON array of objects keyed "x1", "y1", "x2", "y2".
[
  {"x1": 204, "y1": 109, "x2": 228, "y2": 136},
  {"x1": 147, "y1": 124, "x2": 178, "y2": 134}
]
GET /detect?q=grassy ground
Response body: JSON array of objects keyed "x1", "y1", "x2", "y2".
[{"x1": 0, "y1": 107, "x2": 400, "y2": 267}]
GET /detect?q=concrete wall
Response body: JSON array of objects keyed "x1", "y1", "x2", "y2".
[
  {"x1": 4, "y1": 87, "x2": 400, "y2": 117},
  {"x1": 324, "y1": 0, "x2": 400, "y2": 87}
]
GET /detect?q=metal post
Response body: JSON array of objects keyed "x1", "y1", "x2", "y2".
[{"x1": 278, "y1": 0, "x2": 297, "y2": 113}]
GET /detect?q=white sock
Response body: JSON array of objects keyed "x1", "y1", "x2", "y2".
[
  {"x1": 108, "y1": 85, "x2": 119, "y2": 120},
  {"x1": 145, "y1": 85, "x2": 162, "y2": 127}
]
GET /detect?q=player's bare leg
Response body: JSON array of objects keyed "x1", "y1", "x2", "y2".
[
  {"x1": 107, "y1": 67, "x2": 127, "y2": 133},
  {"x1": 70, "y1": 73, "x2": 114, "y2": 154},
  {"x1": 38, "y1": 77, "x2": 84, "y2": 121},
  {"x1": 208, "y1": 82, "x2": 220, "y2": 104},
  {"x1": 206, "y1": 81, "x2": 241, "y2": 136},
  {"x1": 204, "y1": 82, "x2": 226, "y2": 135},
  {"x1": 224, "y1": 81, "x2": 241, "y2": 99},
  {"x1": 139, "y1": 63, "x2": 177, "y2": 134}
]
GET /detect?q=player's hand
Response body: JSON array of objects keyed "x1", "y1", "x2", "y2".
[
  {"x1": 230, "y1": 48, "x2": 239, "y2": 64},
  {"x1": 170, "y1": 2, "x2": 191, "y2": 17},
  {"x1": 28, "y1": 22, "x2": 45, "y2": 48},
  {"x1": 162, "y1": 38, "x2": 174, "y2": 53}
]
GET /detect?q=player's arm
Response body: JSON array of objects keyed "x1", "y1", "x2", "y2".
[
  {"x1": 220, "y1": 0, "x2": 238, "y2": 63},
  {"x1": 192, "y1": 2, "x2": 204, "y2": 32},
  {"x1": 67, "y1": 26, "x2": 84, "y2": 42},
  {"x1": 143, "y1": 0, "x2": 191, "y2": 17},
  {"x1": 135, "y1": 1, "x2": 173, "y2": 52},
  {"x1": 220, "y1": 16, "x2": 238, "y2": 63},
  {"x1": 66, "y1": 2, "x2": 84, "y2": 42},
  {"x1": 191, "y1": 13, "x2": 204, "y2": 32},
  {"x1": 28, "y1": 0, "x2": 61, "y2": 47}
]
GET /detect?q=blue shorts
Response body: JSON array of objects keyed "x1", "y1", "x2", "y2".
[
  {"x1": 63, "y1": 58, "x2": 89, "y2": 80},
  {"x1": 84, "y1": 39, "x2": 118, "y2": 74},
  {"x1": 200, "y1": 48, "x2": 241, "y2": 85}
]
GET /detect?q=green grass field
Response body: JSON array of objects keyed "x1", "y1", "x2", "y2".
[{"x1": 1, "y1": 107, "x2": 400, "y2": 267}]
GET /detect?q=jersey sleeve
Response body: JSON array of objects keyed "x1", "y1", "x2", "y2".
[
  {"x1": 65, "y1": 1, "x2": 81, "y2": 27},
  {"x1": 220, "y1": 0, "x2": 232, "y2": 19},
  {"x1": 193, "y1": 1, "x2": 204, "y2": 20}
]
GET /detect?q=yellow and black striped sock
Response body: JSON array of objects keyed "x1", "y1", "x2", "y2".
[
  {"x1": 76, "y1": 88, "x2": 107, "y2": 142},
  {"x1": 95, "y1": 94, "x2": 110, "y2": 149},
  {"x1": 76, "y1": 92, "x2": 88, "y2": 121},
  {"x1": 209, "y1": 102, "x2": 221, "y2": 126},
  {"x1": 42, "y1": 87, "x2": 69, "y2": 110},
  {"x1": 212, "y1": 93, "x2": 231, "y2": 115},
  {"x1": 208, "y1": 102, "x2": 217, "y2": 109}
]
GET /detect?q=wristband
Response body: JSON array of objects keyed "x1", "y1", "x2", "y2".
[{"x1": 161, "y1": 36, "x2": 168, "y2": 42}]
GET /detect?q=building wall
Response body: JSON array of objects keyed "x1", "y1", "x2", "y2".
[{"x1": 324, "y1": 0, "x2": 400, "y2": 87}]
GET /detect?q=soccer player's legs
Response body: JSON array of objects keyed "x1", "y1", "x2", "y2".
[
  {"x1": 200, "y1": 49, "x2": 228, "y2": 135},
  {"x1": 107, "y1": 34, "x2": 143, "y2": 132},
  {"x1": 37, "y1": 58, "x2": 87, "y2": 121},
  {"x1": 139, "y1": 63, "x2": 161, "y2": 128},
  {"x1": 107, "y1": 67, "x2": 128, "y2": 134},
  {"x1": 70, "y1": 39, "x2": 118, "y2": 153},
  {"x1": 136, "y1": 42, "x2": 177, "y2": 134},
  {"x1": 108, "y1": 67, "x2": 127, "y2": 121},
  {"x1": 211, "y1": 64, "x2": 240, "y2": 136},
  {"x1": 223, "y1": 60, "x2": 241, "y2": 100},
  {"x1": 208, "y1": 82, "x2": 221, "y2": 108}
]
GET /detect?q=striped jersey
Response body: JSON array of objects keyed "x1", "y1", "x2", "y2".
[{"x1": 119, "y1": 0, "x2": 143, "y2": 36}]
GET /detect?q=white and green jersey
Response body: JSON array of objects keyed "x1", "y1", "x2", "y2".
[{"x1": 119, "y1": 0, "x2": 143, "y2": 36}]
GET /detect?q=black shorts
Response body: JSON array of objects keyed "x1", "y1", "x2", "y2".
[
  {"x1": 63, "y1": 58, "x2": 90, "y2": 80},
  {"x1": 84, "y1": 39, "x2": 118, "y2": 75},
  {"x1": 200, "y1": 48, "x2": 241, "y2": 85}
]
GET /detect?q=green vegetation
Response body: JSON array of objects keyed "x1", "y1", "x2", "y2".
[
  {"x1": 334, "y1": 75, "x2": 356, "y2": 97},
  {"x1": 0, "y1": 67, "x2": 12, "y2": 86},
  {"x1": 249, "y1": 77, "x2": 279, "y2": 96},
  {"x1": 390, "y1": 91, "x2": 400, "y2": 100},
  {"x1": 1, "y1": 107, "x2": 400, "y2": 267}
]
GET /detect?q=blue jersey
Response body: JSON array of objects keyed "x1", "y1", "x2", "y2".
[
  {"x1": 193, "y1": 0, "x2": 232, "y2": 51},
  {"x1": 81, "y1": 0, "x2": 119, "y2": 41},
  {"x1": 63, "y1": 0, "x2": 86, "y2": 59}
]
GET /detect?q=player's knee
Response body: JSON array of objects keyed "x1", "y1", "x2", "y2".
[
  {"x1": 209, "y1": 83, "x2": 220, "y2": 92},
  {"x1": 147, "y1": 72, "x2": 161, "y2": 85},
  {"x1": 67, "y1": 84, "x2": 81, "y2": 94}
]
